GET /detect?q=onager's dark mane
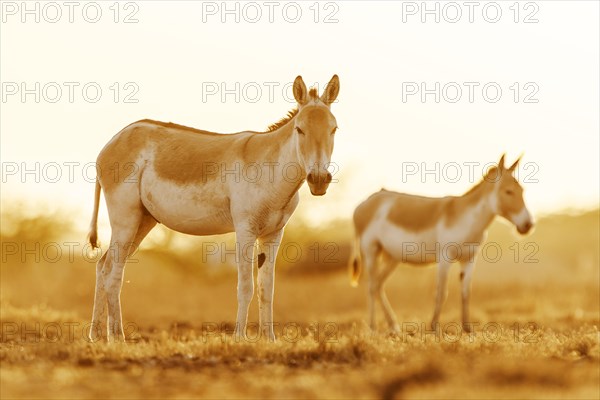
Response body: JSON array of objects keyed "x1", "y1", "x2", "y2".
[
  {"x1": 139, "y1": 91, "x2": 321, "y2": 136},
  {"x1": 266, "y1": 108, "x2": 298, "y2": 132},
  {"x1": 144, "y1": 89, "x2": 323, "y2": 135},
  {"x1": 265, "y1": 88, "x2": 321, "y2": 132}
]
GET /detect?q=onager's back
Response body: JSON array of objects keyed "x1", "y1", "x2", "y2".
[
  {"x1": 350, "y1": 155, "x2": 534, "y2": 333},
  {"x1": 94, "y1": 120, "x2": 248, "y2": 236}
]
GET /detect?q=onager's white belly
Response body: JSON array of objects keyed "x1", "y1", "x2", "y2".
[
  {"x1": 377, "y1": 220, "x2": 439, "y2": 265},
  {"x1": 375, "y1": 218, "x2": 487, "y2": 265},
  {"x1": 140, "y1": 172, "x2": 234, "y2": 235}
]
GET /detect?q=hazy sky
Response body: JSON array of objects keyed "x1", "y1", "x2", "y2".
[{"x1": 1, "y1": 1, "x2": 599, "y2": 228}]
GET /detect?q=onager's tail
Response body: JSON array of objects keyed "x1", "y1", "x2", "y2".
[
  {"x1": 88, "y1": 180, "x2": 101, "y2": 249},
  {"x1": 349, "y1": 235, "x2": 362, "y2": 287}
]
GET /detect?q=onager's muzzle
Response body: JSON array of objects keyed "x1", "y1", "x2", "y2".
[
  {"x1": 514, "y1": 207, "x2": 534, "y2": 235},
  {"x1": 306, "y1": 171, "x2": 333, "y2": 196},
  {"x1": 517, "y1": 219, "x2": 534, "y2": 234}
]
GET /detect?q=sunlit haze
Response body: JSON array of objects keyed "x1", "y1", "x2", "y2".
[{"x1": 2, "y1": 1, "x2": 598, "y2": 228}]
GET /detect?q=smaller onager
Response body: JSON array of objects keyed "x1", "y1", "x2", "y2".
[{"x1": 349, "y1": 155, "x2": 534, "y2": 332}]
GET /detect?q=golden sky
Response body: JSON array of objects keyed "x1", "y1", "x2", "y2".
[{"x1": 1, "y1": 1, "x2": 598, "y2": 227}]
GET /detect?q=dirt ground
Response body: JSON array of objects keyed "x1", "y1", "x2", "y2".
[{"x1": 1, "y1": 210, "x2": 598, "y2": 399}]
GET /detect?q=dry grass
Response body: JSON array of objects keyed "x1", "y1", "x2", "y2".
[{"x1": 1, "y1": 209, "x2": 599, "y2": 399}]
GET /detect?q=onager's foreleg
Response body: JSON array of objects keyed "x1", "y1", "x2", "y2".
[
  {"x1": 431, "y1": 261, "x2": 451, "y2": 330},
  {"x1": 460, "y1": 259, "x2": 476, "y2": 332},
  {"x1": 257, "y1": 229, "x2": 284, "y2": 341},
  {"x1": 234, "y1": 226, "x2": 257, "y2": 340}
]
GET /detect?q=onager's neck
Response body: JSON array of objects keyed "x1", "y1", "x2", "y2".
[
  {"x1": 459, "y1": 179, "x2": 498, "y2": 232},
  {"x1": 265, "y1": 117, "x2": 306, "y2": 203}
]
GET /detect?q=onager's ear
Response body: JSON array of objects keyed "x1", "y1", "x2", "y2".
[
  {"x1": 508, "y1": 154, "x2": 523, "y2": 173},
  {"x1": 498, "y1": 153, "x2": 506, "y2": 171},
  {"x1": 293, "y1": 76, "x2": 308, "y2": 105},
  {"x1": 321, "y1": 74, "x2": 340, "y2": 105}
]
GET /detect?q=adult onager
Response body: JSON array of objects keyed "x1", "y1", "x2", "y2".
[
  {"x1": 349, "y1": 155, "x2": 534, "y2": 332},
  {"x1": 87, "y1": 75, "x2": 340, "y2": 342}
]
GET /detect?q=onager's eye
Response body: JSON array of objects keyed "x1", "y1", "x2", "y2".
[
  {"x1": 296, "y1": 127, "x2": 305, "y2": 135},
  {"x1": 505, "y1": 189, "x2": 514, "y2": 196}
]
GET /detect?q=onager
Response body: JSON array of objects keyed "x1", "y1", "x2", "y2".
[
  {"x1": 88, "y1": 75, "x2": 340, "y2": 342},
  {"x1": 349, "y1": 155, "x2": 534, "y2": 333}
]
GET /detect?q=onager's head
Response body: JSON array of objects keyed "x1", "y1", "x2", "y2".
[
  {"x1": 292, "y1": 75, "x2": 340, "y2": 196},
  {"x1": 489, "y1": 154, "x2": 534, "y2": 234}
]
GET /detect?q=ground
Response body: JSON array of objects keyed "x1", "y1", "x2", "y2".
[{"x1": 1, "y1": 210, "x2": 598, "y2": 399}]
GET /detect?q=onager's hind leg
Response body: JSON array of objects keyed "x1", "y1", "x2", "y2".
[
  {"x1": 375, "y1": 256, "x2": 399, "y2": 333},
  {"x1": 90, "y1": 214, "x2": 155, "y2": 341},
  {"x1": 363, "y1": 242, "x2": 380, "y2": 331},
  {"x1": 90, "y1": 251, "x2": 109, "y2": 341},
  {"x1": 101, "y1": 202, "x2": 156, "y2": 342},
  {"x1": 257, "y1": 229, "x2": 284, "y2": 341}
]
